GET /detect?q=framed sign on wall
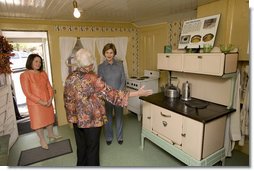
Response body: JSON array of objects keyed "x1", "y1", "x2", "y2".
[{"x1": 178, "y1": 14, "x2": 220, "y2": 49}]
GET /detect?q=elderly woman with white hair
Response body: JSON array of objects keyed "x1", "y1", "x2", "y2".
[{"x1": 63, "y1": 48, "x2": 152, "y2": 166}]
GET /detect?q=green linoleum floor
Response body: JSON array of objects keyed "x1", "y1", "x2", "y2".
[{"x1": 7, "y1": 113, "x2": 249, "y2": 167}]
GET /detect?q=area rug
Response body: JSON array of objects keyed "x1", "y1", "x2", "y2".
[{"x1": 18, "y1": 139, "x2": 73, "y2": 166}]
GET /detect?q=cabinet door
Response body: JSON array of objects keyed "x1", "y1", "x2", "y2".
[
  {"x1": 200, "y1": 54, "x2": 224, "y2": 75},
  {"x1": 181, "y1": 117, "x2": 203, "y2": 160},
  {"x1": 157, "y1": 53, "x2": 183, "y2": 71},
  {"x1": 151, "y1": 105, "x2": 182, "y2": 145},
  {"x1": 142, "y1": 101, "x2": 152, "y2": 131},
  {"x1": 183, "y1": 53, "x2": 224, "y2": 76},
  {"x1": 182, "y1": 54, "x2": 200, "y2": 73}
]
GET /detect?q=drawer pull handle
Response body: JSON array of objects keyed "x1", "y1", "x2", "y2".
[
  {"x1": 166, "y1": 55, "x2": 170, "y2": 58},
  {"x1": 147, "y1": 116, "x2": 151, "y2": 119},
  {"x1": 160, "y1": 112, "x2": 171, "y2": 117},
  {"x1": 198, "y1": 56, "x2": 202, "y2": 59},
  {"x1": 181, "y1": 133, "x2": 186, "y2": 137},
  {"x1": 162, "y1": 121, "x2": 167, "y2": 127}
]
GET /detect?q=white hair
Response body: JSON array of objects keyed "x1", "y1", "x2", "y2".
[{"x1": 75, "y1": 48, "x2": 97, "y2": 72}]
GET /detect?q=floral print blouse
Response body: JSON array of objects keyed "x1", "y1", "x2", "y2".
[{"x1": 64, "y1": 67, "x2": 129, "y2": 128}]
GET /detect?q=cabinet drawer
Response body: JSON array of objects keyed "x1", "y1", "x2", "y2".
[{"x1": 152, "y1": 105, "x2": 182, "y2": 145}]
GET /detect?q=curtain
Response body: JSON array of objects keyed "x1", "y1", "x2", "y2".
[
  {"x1": 96, "y1": 37, "x2": 129, "y2": 78},
  {"x1": 59, "y1": 37, "x2": 77, "y2": 84}
]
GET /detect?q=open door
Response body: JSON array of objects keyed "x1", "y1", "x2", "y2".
[{"x1": 2, "y1": 31, "x2": 56, "y2": 127}]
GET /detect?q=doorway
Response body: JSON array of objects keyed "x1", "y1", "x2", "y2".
[{"x1": 2, "y1": 31, "x2": 54, "y2": 124}]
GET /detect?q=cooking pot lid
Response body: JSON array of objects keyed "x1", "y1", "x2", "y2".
[{"x1": 185, "y1": 100, "x2": 208, "y2": 109}]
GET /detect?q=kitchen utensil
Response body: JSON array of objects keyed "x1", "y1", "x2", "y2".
[
  {"x1": 164, "y1": 84, "x2": 180, "y2": 98},
  {"x1": 181, "y1": 81, "x2": 191, "y2": 101}
]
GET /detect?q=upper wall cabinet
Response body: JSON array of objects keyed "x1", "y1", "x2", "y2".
[
  {"x1": 157, "y1": 53, "x2": 183, "y2": 71},
  {"x1": 183, "y1": 53, "x2": 225, "y2": 76},
  {"x1": 157, "y1": 53, "x2": 238, "y2": 76}
]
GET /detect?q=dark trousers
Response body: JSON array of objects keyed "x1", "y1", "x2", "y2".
[
  {"x1": 73, "y1": 124, "x2": 101, "y2": 166},
  {"x1": 13, "y1": 97, "x2": 22, "y2": 119}
]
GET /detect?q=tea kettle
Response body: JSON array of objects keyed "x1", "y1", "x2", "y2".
[
  {"x1": 181, "y1": 81, "x2": 191, "y2": 101},
  {"x1": 164, "y1": 84, "x2": 180, "y2": 98}
]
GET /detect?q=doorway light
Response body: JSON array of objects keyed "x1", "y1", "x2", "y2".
[{"x1": 73, "y1": 0, "x2": 81, "y2": 18}]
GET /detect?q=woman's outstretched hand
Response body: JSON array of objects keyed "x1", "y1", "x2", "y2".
[
  {"x1": 129, "y1": 85, "x2": 153, "y2": 97},
  {"x1": 137, "y1": 85, "x2": 153, "y2": 96}
]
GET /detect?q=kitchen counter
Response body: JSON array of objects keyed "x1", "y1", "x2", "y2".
[{"x1": 140, "y1": 92, "x2": 236, "y2": 123}]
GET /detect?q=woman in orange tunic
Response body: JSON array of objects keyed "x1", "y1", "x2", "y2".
[{"x1": 20, "y1": 54, "x2": 61, "y2": 149}]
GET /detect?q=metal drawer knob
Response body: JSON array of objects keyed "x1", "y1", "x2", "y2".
[{"x1": 162, "y1": 121, "x2": 167, "y2": 127}]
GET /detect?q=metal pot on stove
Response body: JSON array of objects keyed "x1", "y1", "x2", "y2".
[{"x1": 164, "y1": 84, "x2": 180, "y2": 98}]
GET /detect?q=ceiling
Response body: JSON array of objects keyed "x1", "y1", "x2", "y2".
[{"x1": 0, "y1": 0, "x2": 217, "y2": 26}]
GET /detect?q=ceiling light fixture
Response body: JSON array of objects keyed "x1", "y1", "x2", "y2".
[{"x1": 73, "y1": 0, "x2": 81, "y2": 18}]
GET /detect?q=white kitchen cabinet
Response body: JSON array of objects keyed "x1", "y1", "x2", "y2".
[
  {"x1": 151, "y1": 104, "x2": 182, "y2": 146},
  {"x1": 157, "y1": 53, "x2": 183, "y2": 71},
  {"x1": 183, "y1": 53, "x2": 225, "y2": 76},
  {"x1": 142, "y1": 101, "x2": 152, "y2": 131},
  {"x1": 141, "y1": 101, "x2": 228, "y2": 165},
  {"x1": 181, "y1": 116, "x2": 226, "y2": 160},
  {"x1": 181, "y1": 117, "x2": 204, "y2": 160},
  {"x1": 158, "y1": 53, "x2": 238, "y2": 76}
]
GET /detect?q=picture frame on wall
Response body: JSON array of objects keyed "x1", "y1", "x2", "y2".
[{"x1": 178, "y1": 14, "x2": 221, "y2": 49}]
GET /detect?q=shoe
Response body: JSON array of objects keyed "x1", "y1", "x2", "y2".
[
  {"x1": 118, "y1": 140, "x2": 123, "y2": 145},
  {"x1": 106, "y1": 141, "x2": 112, "y2": 145},
  {"x1": 16, "y1": 116, "x2": 25, "y2": 120},
  {"x1": 48, "y1": 135, "x2": 62, "y2": 142},
  {"x1": 40, "y1": 140, "x2": 49, "y2": 150}
]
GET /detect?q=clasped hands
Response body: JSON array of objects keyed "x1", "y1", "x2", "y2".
[{"x1": 38, "y1": 98, "x2": 52, "y2": 107}]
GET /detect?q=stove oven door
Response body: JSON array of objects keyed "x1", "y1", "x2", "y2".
[{"x1": 126, "y1": 87, "x2": 142, "y2": 121}]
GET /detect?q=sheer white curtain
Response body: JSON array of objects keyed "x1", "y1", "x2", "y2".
[
  {"x1": 96, "y1": 37, "x2": 129, "y2": 78},
  {"x1": 59, "y1": 37, "x2": 77, "y2": 84},
  {"x1": 80, "y1": 38, "x2": 97, "y2": 73}
]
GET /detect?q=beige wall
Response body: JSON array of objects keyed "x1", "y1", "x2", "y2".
[
  {"x1": 197, "y1": 0, "x2": 249, "y2": 61},
  {"x1": 138, "y1": 23, "x2": 168, "y2": 74}
]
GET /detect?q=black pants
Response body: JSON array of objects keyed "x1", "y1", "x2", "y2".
[
  {"x1": 73, "y1": 124, "x2": 101, "y2": 166},
  {"x1": 13, "y1": 97, "x2": 22, "y2": 119}
]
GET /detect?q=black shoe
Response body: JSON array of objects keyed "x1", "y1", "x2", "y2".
[
  {"x1": 16, "y1": 116, "x2": 24, "y2": 120},
  {"x1": 118, "y1": 140, "x2": 123, "y2": 145},
  {"x1": 106, "y1": 141, "x2": 112, "y2": 145}
]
